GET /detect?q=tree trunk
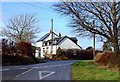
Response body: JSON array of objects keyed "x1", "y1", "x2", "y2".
[
  {"x1": 113, "y1": 38, "x2": 119, "y2": 54},
  {"x1": 113, "y1": 38, "x2": 120, "y2": 79},
  {"x1": 113, "y1": 38, "x2": 120, "y2": 55},
  {"x1": 112, "y1": 2, "x2": 120, "y2": 75}
]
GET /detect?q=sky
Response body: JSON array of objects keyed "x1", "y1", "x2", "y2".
[{"x1": 1, "y1": 1, "x2": 103, "y2": 50}]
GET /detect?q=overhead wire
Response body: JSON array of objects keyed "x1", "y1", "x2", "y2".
[
  {"x1": 21, "y1": 2, "x2": 58, "y2": 32},
  {"x1": 22, "y1": 2, "x2": 53, "y2": 12}
]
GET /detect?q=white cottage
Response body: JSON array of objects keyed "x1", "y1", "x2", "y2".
[{"x1": 35, "y1": 30, "x2": 82, "y2": 58}]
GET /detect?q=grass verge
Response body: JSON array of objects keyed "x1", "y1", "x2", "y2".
[{"x1": 71, "y1": 60, "x2": 119, "y2": 80}]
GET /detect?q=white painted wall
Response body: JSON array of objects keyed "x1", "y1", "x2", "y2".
[
  {"x1": 35, "y1": 50, "x2": 40, "y2": 57},
  {"x1": 35, "y1": 33, "x2": 58, "y2": 58},
  {"x1": 35, "y1": 42, "x2": 43, "y2": 57},
  {"x1": 58, "y1": 38, "x2": 81, "y2": 49},
  {"x1": 41, "y1": 45, "x2": 57, "y2": 56},
  {"x1": 53, "y1": 45, "x2": 58, "y2": 54}
]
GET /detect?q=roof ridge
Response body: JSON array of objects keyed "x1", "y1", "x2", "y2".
[
  {"x1": 36, "y1": 33, "x2": 50, "y2": 42},
  {"x1": 36, "y1": 31, "x2": 58, "y2": 42}
]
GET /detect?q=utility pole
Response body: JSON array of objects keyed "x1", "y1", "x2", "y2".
[
  {"x1": 51, "y1": 19, "x2": 53, "y2": 32},
  {"x1": 51, "y1": 19, "x2": 53, "y2": 55},
  {"x1": 93, "y1": 20, "x2": 96, "y2": 58}
]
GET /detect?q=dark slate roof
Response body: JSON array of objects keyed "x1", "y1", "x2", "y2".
[
  {"x1": 54, "y1": 37, "x2": 60, "y2": 40},
  {"x1": 56, "y1": 36, "x2": 78, "y2": 44},
  {"x1": 36, "y1": 32, "x2": 58, "y2": 42},
  {"x1": 36, "y1": 33, "x2": 50, "y2": 42},
  {"x1": 57, "y1": 36, "x2": 67, "y2": 44},
  {"x1": 69, "y1": 37, "x2": 77, "y2": 41}
]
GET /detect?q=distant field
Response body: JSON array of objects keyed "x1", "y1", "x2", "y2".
[{"x1": 71, "y1": 60, "x2": 118, "y2": 80}]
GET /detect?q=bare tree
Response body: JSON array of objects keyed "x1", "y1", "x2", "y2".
[
  {"x1": 0, "y1": 14, "x2": 40, "y2": 43},
  {"x1": 53, "y1": 1, "x2": 120, "y2": 56},
  {"x1": 102, "y1": 41, "x2": 112, "y2": 51}
]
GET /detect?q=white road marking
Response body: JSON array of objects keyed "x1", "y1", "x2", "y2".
[
  {"x1": 15, "y1": 67, "x2": 34, "y2": 77},
  {"x1": 0, "y1": 67, "x2": 27, "y2": 72},
  {"x1": 33, "y1": 67, "x2": 39, "y2": 69},
  {"x1": 18, "y1": 68, "x2": 26, "y2": 70},
  {"x1": 0, "y1": 69, "x2": 10, "y2": 72},
  {"x1": 13, "y1": 62, "x2": 72, "y2": 78},
  {"x1": 39, "y1": 71, "x2": 55, "y2": 80},
  {"x1": 1, "y1": 62, "x2": 72, "y2": 72},
  {"x1": 39, "y1": 71, "x2": 42, "y2": 80}
]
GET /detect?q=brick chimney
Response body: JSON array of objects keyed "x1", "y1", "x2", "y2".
[
  {"x1": 58, "y1": 33, "x2": 61, "y2": 38},
  {"x1": 50, "y1": 29, "x2": 52, "y2": 34}
]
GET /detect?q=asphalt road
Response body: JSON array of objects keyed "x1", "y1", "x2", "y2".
[{"x1": 1, "y1": 60, "x2": 78, "y2": 81}]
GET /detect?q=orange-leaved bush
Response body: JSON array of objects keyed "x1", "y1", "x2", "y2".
[
  {"x1": 16, "y1": 42, "x2": 33, "y2": 57},
  {"x1": 96, "y1": 51, "x2": 119, "y2": 68}
]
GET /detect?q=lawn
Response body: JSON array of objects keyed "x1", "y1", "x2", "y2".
[{"x1": 71, "y1": 60, "x2": 119, "y2": 80}]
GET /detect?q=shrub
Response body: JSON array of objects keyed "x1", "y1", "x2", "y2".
[
  {"x1": 97, "y1": 51, "x2": 119, "y2": 68},
  {"x1": 16, "y1": 42, "x2": 34, "y2": 57}
]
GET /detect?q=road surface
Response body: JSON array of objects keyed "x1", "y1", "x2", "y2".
[{"x1": 1, "y1": 60, "x2": 78, "y2": 81}]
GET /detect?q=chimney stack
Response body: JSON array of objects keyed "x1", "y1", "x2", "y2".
[
  {"x1": 58, "y1": 33, "x2": 61, "y2": 38},
  {"x1": 50, "y1": 29, "x2": 52, "y2": 34}
]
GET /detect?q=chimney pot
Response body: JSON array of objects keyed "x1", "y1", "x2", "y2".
[
  {"x1": 50, "y1": 29, "x2": 52, "y2": 33},
  {"x1": 58, "y1": 33, "x2": 61, "y2": 38}
]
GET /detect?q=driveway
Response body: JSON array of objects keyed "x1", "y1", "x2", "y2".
[{"x1": 1, "y1": 60, "x2": 78, "y2": 81}]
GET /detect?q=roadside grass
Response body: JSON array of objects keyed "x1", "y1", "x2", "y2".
[{"x1": 71, "y1": 60, "x2": 119, "y2": 80}]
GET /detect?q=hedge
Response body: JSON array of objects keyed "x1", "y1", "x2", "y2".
[
  {"x1": 2, "y1": 55, "x2": 36, "y2": 66},
  {"x1": 55, "y1": 49, "x2": 93, "y2": 60}
]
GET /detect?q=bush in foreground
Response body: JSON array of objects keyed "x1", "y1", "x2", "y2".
[{"x1": 94, "y1": 51, "x2": 119, "y2": 68}]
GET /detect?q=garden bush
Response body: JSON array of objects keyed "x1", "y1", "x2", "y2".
[{"x1": 16, "y1": 42, "x2": 34, "y2": 57}]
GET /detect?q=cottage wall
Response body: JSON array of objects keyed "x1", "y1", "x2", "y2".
[{"x1": 58, "y1": 38, "x2": 81, "y2": 49}]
